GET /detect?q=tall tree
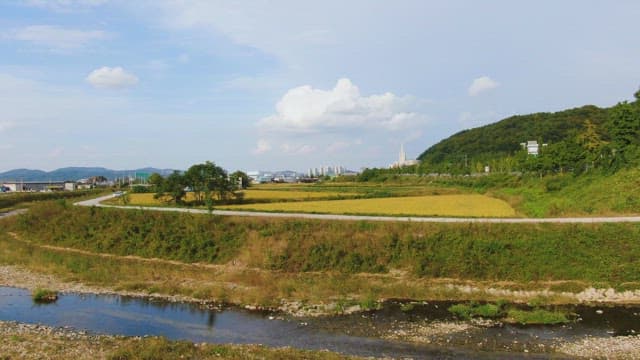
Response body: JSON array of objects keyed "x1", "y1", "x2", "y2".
[
  {"x1": 185, "y1": 161, "x2": 233, "y2": 205},
  {"x1": 609, "y1": 101, "x2": 639, "y2": 149},
  {"x1": 230, "y1": 171, "x2": 250, "y2": 189},
  {"x1": 148, "y1": 172, "x2": 164, "y2": 192},
  {"x1": 159, "y1": 171, "x2": 186, "y2": 204}
]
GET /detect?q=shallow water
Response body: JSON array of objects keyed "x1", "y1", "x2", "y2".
[{"x1": 3, "y1": 287, "x2": 637, "y2": 359}]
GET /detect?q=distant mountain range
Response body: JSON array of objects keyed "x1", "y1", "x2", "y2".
[{"x1": 0, "y1": 167, "x2": 175, "y2": 182}]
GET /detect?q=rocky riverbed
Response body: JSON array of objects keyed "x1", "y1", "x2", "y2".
[{"x1": 0, "y1": 320, "x2": 124, "y2": 359}]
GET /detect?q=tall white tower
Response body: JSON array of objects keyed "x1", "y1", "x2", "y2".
[{"x1": 399, "y1": 143, "x2": 406, "y2": 165}]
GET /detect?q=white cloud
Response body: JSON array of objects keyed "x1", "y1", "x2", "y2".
[
  {"x1": 6, "y1": 25, "x2": 108, "y2": 51},
  {"x1": 259, "y1": 78, "x2": 426, "y2": 133},
  {"x1": 0, "y1": 121, "x2": 16, "y2": 132},
  {"x1": 86, "y1": 67, "x2": 139, "y2": 89},
  {"x1": 252, "y1": 139, "x2": 272, "y2": 155},
  {"x1": 280, "y1": 143, "x2": 315, "y2": 155},
  {"x1": 468, "y1": 76, "x2": 499, "y2": 96}
]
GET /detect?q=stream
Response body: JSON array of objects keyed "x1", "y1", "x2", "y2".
[{"x1": 2, "y1": 286, "x2": 639, "y2": 359}]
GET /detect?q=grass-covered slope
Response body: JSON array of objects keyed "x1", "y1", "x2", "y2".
[
  {"x1": 418, "y1": 105, "x2": 608, "y2": 166},
  {"x1": 5, "y1": 201, "x2": 640, "y2": 287}
]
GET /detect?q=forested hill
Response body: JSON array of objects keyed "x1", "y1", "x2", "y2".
[{"x1": 418, "y1": 105, "x2": 609, "y2": 166}]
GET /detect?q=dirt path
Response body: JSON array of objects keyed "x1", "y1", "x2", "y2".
[
  {"x1": 7, "y1": 231, "x2": 225, "y2": 271},
  {"x1": 0, "y1": 208, "x2": 27, "y2": 219},
  {"x1": 76, "y1": 194, "x2": 640, "y2": 223}
]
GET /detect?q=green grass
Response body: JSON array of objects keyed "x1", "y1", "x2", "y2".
[
  {"x1": 490, "y1": 169, "x2": 640, "y2": 217},
  {"x1": 5, "y1": 200, "x2": 640, "y2": 286},
  {"x1": 506, "y1": 308, "x2": 570, "y2": 324},
  {"x1": 448, "y1": 302, "x2": 503, "y2": 320},
  {"x1": 31, "y1": 288, "x2": 58, "y2": 303},
  {"x1": 448, "y1": 301, "x2": 572, "y2": 324},
  {"x1": 0, "y1": 189, "x2": 105, "y2": 212}
]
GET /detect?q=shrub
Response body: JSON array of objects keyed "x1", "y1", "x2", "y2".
[{"x1": 32, "y1": 288, "x2": 58, "y2": 303}]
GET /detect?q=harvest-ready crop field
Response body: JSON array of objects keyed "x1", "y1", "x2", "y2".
[
  {"x1": 219, "y1": 194, "x2": 517, "y2": 217},
  {"x1": 123, "y1": 189, "x2": 355, "y2": 206}
]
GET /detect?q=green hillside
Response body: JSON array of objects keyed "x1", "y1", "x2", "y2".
[
  {"x1": 418, "y1": 105, "x2": 609, "y2": 168},
  {"x1": 417, "y1": 89, "x2": 640, "y2": 175}
]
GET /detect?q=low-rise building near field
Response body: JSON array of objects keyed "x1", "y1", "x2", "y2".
[{"x1": 0, "y1": 181, "x2": 74, "y2": 192}]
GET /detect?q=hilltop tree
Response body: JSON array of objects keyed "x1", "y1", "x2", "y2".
[
  {"x1": 577, "y1": 120, "x2": 607, "y2": 170},
  {"x1": 608, "y1": 101, "x2": 639, "y2": 149}
]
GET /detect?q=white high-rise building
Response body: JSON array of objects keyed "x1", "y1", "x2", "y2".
[{"x1": 390, "y1": 144, "x2": 420, "y2": 168}]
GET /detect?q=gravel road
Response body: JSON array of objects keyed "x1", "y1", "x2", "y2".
[{"x1": 75, "y1": 194, "x2": 640, "y2": 224}]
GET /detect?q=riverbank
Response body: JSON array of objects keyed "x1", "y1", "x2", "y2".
[
  {"x1": 0, "y1": 320, "x2": 358, "y2": 360},
  {"x1": 3, "y1": 266, "x2": 640, "y2": 358}
]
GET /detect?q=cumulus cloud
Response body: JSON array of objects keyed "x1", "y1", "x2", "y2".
[
  {"x1": 86, "y1": 67, "x2": 139, "y2": 89},
  {"x1": 259, "y1": 78, "x2": 426, "y2": 133},
  {"x1": 252, "y1": 139, "x2": 272, "y2": 155},
  {"x1": 468, "y1": 76, "x2": 499, "y2": 96},
  {"x1": 6, "y1": 25, "x2": 108, "y2": 51}
]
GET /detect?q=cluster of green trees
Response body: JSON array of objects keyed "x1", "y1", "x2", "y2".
[
  {"x1": 514, "y1": 91, "x2": 640, "y2": 175},
  {"x1": 143, "y1": 161, "x2": 249, "y2": 206}
]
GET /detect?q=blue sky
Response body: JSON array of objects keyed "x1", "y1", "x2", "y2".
[{"x1": 1, "y1": 0, "x2": 639, "y2": 173}]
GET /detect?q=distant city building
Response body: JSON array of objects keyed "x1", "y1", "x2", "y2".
[
  {"x1": 246, "y1": 170, "x2": 303, "y2": 183},
  {"x1": 307, "y1": 165, "x2": 348, "y2": 178},
  {"x1": 246, "y1": 171, "x2": 260, "y2": 183},
  {"x1": 390, "y1": 144, "x2": 420, "y2": 168},
  {"x1": 0, "y1": 181, "x2": 74, "y2": 192}
]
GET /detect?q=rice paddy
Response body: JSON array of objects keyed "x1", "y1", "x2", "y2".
[
  {"x1": 123, "y1": 189, "x2": 355, "y2": 206},
  {"x1": 219, "y1": 194, "x2": 517, "y2": 217}
]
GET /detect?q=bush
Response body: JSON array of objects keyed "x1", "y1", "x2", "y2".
[
  {"x1": 32, "y1": 288, "x2": 58, "y2": 303},
  {"x1": 448, "y1": 302, "x2": 504, "y2": 320},
  {"x1": 507, "y1": 309, "x2": 570, "y2": 324}
]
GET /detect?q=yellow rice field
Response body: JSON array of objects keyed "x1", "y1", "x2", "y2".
[
  {"x1": 123, "y1": 190, "x2": 353, "y2": 206},
  {"x1": 220, "y1": 194, "x2": 517, "y2": 217}
]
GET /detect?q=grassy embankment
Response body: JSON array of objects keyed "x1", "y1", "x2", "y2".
[
  {"x1": 0, "y1": 189, "x2": 105, "y2": 212},
  {"x1": 1, "y1": 201, "x2": 640, "y2": 309},
  {"x1": 422, "y1": 168, "x2": 640, "y2": 217}
]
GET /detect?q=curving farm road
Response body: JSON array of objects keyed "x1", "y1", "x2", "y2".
[{"x1": 74, "y1": 194, "x2": 640, "y2": 224}]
